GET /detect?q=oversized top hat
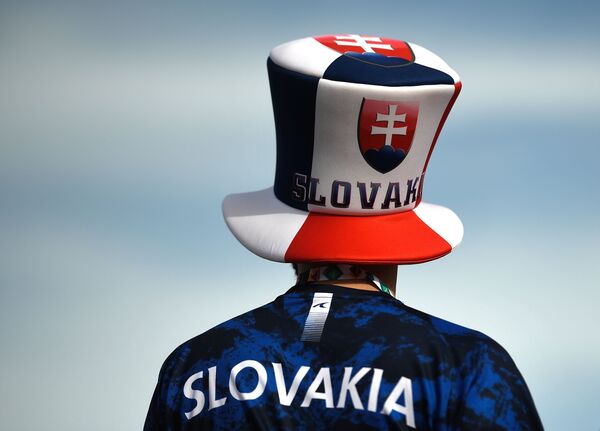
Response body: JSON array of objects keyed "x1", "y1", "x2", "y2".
[{"x1": 222, "y1": 34, "x2": 463, "y2": 264}]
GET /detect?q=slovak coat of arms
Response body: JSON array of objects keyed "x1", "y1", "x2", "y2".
[{"x1": 357, "y1": 99, "x2": 419, "y2": 174}]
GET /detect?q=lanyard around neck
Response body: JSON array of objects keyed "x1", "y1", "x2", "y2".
[{"x1": 296, "y1": 264, "x2": 392, "y2": 296}]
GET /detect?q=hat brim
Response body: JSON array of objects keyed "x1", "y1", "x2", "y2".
[{"x1": 222, "y1": 187, "x2": 463, "y2": 264}]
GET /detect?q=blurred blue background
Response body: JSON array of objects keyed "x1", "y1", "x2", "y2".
[{"x1": 1, "y1": 0, "x2": 598, "y2": 429}]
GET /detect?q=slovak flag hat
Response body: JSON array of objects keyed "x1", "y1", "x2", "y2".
[{"x1": 222, "y1": 34, "x2": 463, "y2": 264}]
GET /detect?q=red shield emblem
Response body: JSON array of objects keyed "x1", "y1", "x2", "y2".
[
  {"x1": 314, "y1": 34, "x2": 413, "y2": 60},
  {"x1": 358, "y1": 99, "x2": 419, "y2": 174}
]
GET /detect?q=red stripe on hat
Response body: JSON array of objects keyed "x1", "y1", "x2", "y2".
[
  {"x1": 284, "y1": 210, "x2": 451, "y2": 264},
  {"x1": 417, "y1": 81, "x2": 462, "y2": 206}
]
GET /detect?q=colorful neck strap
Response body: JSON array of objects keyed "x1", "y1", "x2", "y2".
[{"x1": 296, "y1": 264, "x2": 392, "y2": 296}]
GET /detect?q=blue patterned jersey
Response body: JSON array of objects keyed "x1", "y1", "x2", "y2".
[{"x1": 144, "y1": 283, "x2": 543, "y2": 430}]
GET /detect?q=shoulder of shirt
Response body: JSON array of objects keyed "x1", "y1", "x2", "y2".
[
  {"x1": 157, "y1": 298, "x2": 278, "y2": 375},
  {"x1": 399, "y1": 303, "x2": 513, "y2": 359},
  {"x1": 156, "y1": 292, "x2": 514, "y2": 377}
]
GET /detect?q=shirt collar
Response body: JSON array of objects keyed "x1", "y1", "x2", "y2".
[{"x1": 295, "y1": 264, "x2": 393, "y2": 296}]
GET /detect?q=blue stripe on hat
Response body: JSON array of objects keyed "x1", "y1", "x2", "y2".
[
  {"x1": 323, "y1": 52, "x2": 454, "y2": 86},
  {"x1": 268, "y1": 58, "x2": 319, "y2": 211}
]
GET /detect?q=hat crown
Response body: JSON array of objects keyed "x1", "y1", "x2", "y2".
[{"x1": 268, "y1": 35, "x2": 461, "y2": 215}]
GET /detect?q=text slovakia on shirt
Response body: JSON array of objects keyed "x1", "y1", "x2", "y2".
[{"x1": 143, "y1": 284, "x2": 544, "y2": 431}]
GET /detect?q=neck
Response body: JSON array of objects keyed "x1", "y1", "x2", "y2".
[{"x1": 296, "y1": 263, "x2": 398, "y2": 296}]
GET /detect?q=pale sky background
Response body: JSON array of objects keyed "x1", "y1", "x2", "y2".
[{"x1": 0, "y1": 0, "x2": 599, "y2": 430}]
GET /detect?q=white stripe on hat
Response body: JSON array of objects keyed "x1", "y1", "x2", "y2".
[
  {"x1": 222, "y1": 187, "x2": 307, "y2": 262},
  {"x1": 308, "y1": 79, "x2": 455, "y2": 214},
  {"x1": 270, "y1": 37, "x2": 342, "y2": 78},
  {"x1": 413, "y1": 202, "x2": 464, "y2": 248}
]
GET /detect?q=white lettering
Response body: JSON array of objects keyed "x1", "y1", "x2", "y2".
[
  {"x1": 229, "y1": 360, "x2": 268, "y2": 401},
  {"x1": 368, "y1": 368, "x2": 384, "y2": 412},
  {"x1": 183, "y1": 371, "x2": 205, "y2": 420},
  {"x1": 208, "y1": 366, "x2": 226, "y2": 410},
  {"x1": 272, "y1": 363, "x2": 310, "y2": 406},
  {"x1": 301, "y1": 367, "x2": 334, "y2": 408},
  {"x1": 337, "y1": 367, "x2": 371, "y2": 409},
  {"x1": 381, "y1": 376, "x2": 415, "y2": 428},
  {"x1": 182, "y1": 360, "x2": 415, "y2": 424}
]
